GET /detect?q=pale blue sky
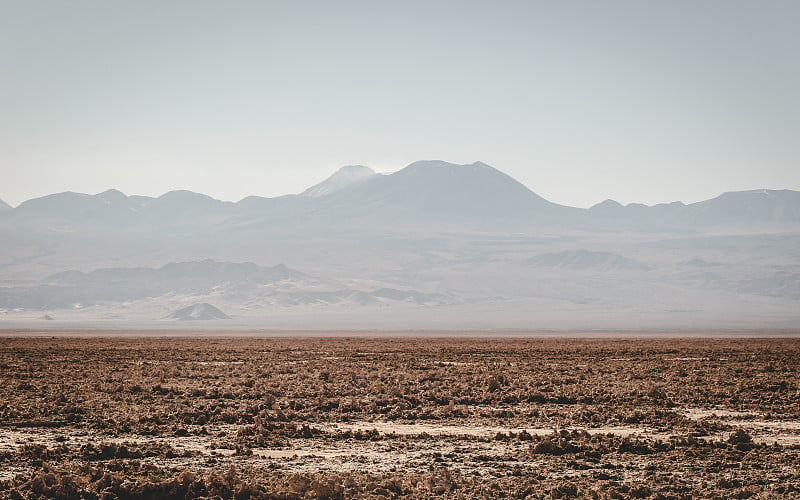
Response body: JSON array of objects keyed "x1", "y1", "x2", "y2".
[{"x1": 1, "y1": 1, "x2": 798, "y2": 207}]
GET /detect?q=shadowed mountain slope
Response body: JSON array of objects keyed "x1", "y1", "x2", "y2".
[
  {"x1": 0, "y1": 260, "x2": 303, "y2": 309},
  {"x1": 527, "y1": 250, "x2": 650, "y2": 271},
  {"x1": 48, "y1": 259, "x2": 302, "y2": 289}
]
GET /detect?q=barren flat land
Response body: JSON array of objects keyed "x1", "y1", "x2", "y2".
[{"x1": 1, "y1": 334, "x2": 799, "y2": 498}]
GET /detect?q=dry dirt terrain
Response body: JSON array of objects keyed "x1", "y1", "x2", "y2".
[{"x1": 0, "y1": 336, "x2": 799, "y2": 498}]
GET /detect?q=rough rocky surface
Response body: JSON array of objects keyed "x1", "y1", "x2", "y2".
[{"x1": 0, "y1": 336, "x2": 798, "y2": 498}]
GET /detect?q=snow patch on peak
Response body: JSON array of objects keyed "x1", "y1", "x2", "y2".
[
  {"x1": 302, "y1": 165, "x2": 378, "y2": 197},
  {"x1": 334, "y1": 165, "x2": 376, "y2": 179}
]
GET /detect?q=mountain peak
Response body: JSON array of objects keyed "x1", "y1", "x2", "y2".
[
  {"x1": 590, "y1": 199, "x2": 624, "y2": 211},
  {"x1": 96, "y1": 189, "x2": 128, "y2": 203},
  {"x1": 403, "y1": 159, "x2": 458, "y2": 170},
  {"x1": 157, "y1": 190, "x2": 217, "y2": 201},
  {"x1": 148, "y1": 190, "x2": 225, "y2": 210},
  {"x1": 344, "y1": 159, "x2": 563, "y2": 224},
  {"x1": 397, "y1": 160, "x2": 515, "y2": 180},
  {"x1": 302, "y1": 165, "x2": 378, "y2": 197}
]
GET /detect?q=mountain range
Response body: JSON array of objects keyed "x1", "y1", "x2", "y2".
[
  {"x1": 1, "y1": 160, "x2": 798, "y2": 331},
  {"x1": 3, "y1": 161, "x2": 799, "y2": 233}
]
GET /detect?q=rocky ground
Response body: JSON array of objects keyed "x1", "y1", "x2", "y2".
[{"x1": 0, "y1": 336, "x2": 799, "y2": 498}]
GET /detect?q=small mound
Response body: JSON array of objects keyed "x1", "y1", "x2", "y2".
[{"x1": 168, "y1": 303, "x2": 230, "y2": 321}]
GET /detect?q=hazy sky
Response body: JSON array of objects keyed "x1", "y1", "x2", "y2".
[{"x1": 2, "y1": 1, "x2": 798, "y2": 208}]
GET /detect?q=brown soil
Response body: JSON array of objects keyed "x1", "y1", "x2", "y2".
[{"x1": 0, "y1": 336, "x2": 799, "y2": 498}]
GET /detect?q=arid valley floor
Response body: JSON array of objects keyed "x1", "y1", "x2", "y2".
[{"x1": 1, "y1": 335, "x2": 799, "y2": 498}]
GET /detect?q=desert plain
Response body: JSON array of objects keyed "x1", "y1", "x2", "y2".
[{"x1": 0, "y1": 333, "x2": 799, "y2": 499}]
